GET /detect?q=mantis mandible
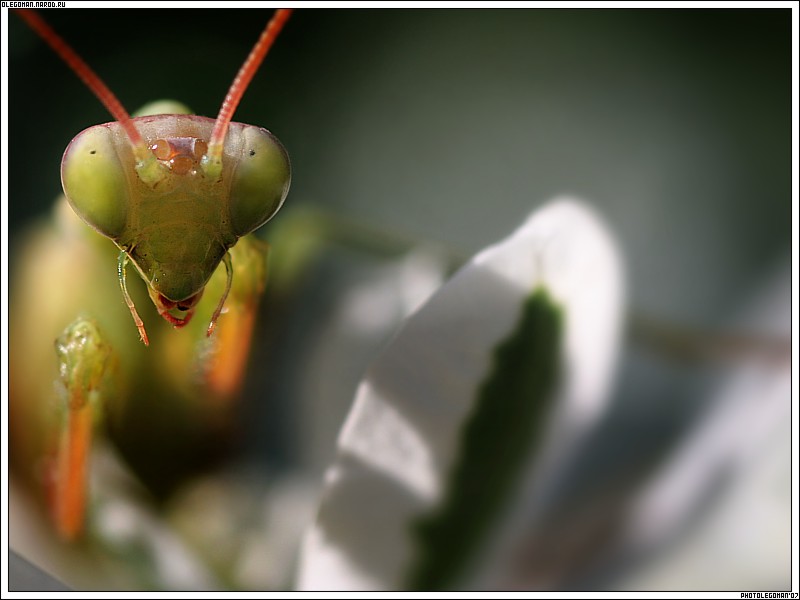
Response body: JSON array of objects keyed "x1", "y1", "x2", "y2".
[{"x1": 10, "y1": 8, "x2": 294, "y2": 541}]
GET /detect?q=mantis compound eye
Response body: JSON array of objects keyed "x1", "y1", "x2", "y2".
[
  {"x1": 61, "y1": 125, "x2": 129, "y2": 239},
  {"x1": 227, "y1": 125, "x2": 291, "y2": 237}
]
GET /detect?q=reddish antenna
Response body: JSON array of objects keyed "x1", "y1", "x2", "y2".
[
  {"x1": 202, "y1": 8, "x2": 294, "y2": 178},
  {"x1": 15, "y1": 9, "x2": 153, "y2": 166}
]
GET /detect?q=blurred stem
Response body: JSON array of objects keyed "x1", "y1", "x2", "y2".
[
  {"x1": 55, "y1": 402, "x2": 92, "y2": 541},
  {"x1": 264, "y1": 205, "x2": 466, "y2": 294},
  {"x1": 628, "y1": 313, "x2": 790, "y2": 367},
  {"x1": 287, "y1": 206, "x2": 466, "y2": 264},
  {"x1": 53, "y1": 318, "x2": 114, "y2": 541}
]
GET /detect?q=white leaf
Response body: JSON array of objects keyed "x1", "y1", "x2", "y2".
[{"x1": 296, "y1": 198, "x2": 625, "y2": 590}]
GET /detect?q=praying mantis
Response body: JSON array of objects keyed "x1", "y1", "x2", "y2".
[{"x1": 9, "y1": 9, "x2": 295, "y2": 541}]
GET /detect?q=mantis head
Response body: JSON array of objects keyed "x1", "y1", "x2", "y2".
[{"x1": 18, "y1": 9, "x2": 294, "y2": 345}]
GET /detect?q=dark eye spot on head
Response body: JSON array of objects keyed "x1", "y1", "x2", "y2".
[
  {"x1": 90, "y1": 150, "x2": 97, "y2": 155},
  {"x1": 249, "y1": 149, "x2": 256, "y2": 157}
]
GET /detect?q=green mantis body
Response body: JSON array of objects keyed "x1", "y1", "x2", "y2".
[{"x1": 10, "y1": 9, "x2": 293, "y2": 541}]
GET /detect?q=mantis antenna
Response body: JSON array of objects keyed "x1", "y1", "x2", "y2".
[
  {"x1": 17, "y1": 8, "x2": 295, "y2": 182},
  {"x1": 202, "y1": 8, "x2": 294, "y2": 180},
  {"x1": 15, "y1": 10, "x2": 153, "y2": 168}
]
